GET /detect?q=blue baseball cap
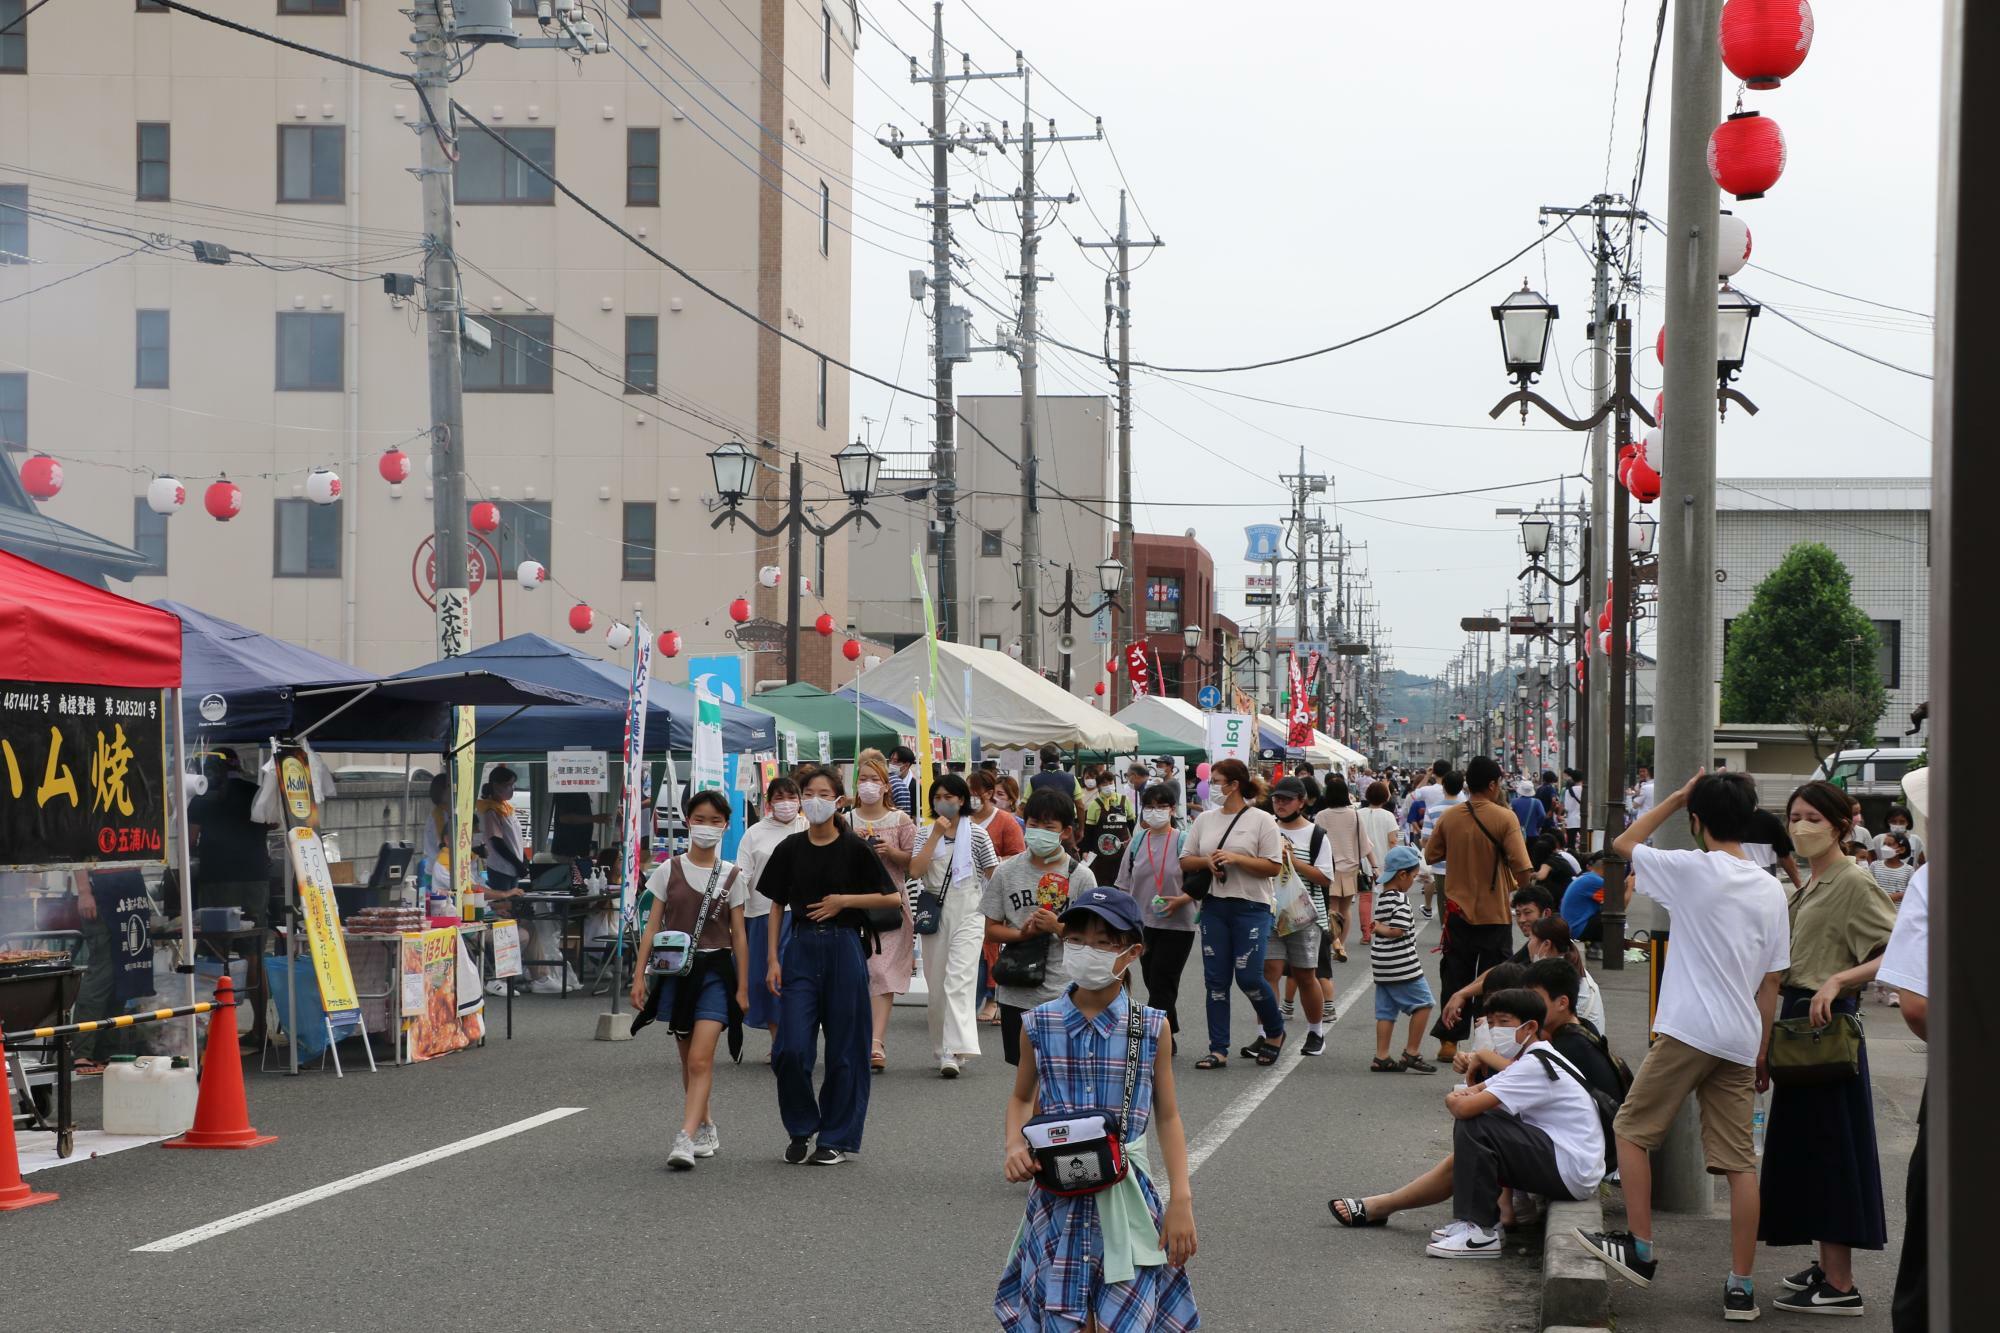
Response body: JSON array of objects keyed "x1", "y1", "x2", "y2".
[
  {"x1": 1059, "y1": 886, "x2": 1143, "y2": 934},
  {"x1": 1382, "y1": 845, "x2": 1424, "y2": 877}
]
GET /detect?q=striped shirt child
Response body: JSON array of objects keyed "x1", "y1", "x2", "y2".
[{"x1": 1371, "y1": 887, "x2": 1424, "y2": 985}]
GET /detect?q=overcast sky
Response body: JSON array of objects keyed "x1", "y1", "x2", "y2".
[{"x1": 839, "y1": 0, "x2": 1942, "y2": 677}]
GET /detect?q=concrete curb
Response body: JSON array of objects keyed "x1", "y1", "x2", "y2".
[{"x1": 1540, "y1": 1196, "x2": 1610, "y2": 1329}]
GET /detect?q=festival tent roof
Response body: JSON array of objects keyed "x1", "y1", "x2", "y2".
[
  {"x1": 854, "y1": 639, "x2": 1136, "y2": 752},
  {"x1": 1255, "y1": 714, "x2": 1342, "y2": 768},
  {"x1": 1075, "y1": 723, "x2": 1206, "y2": 766},
  {"x1": 747, "y1": 683, "x2": 904, "y2": 762},
  {"x1": 831, "y1": 685, "x2": 916, "y2": 730},
  {"x1": 0, "y1": 550, "x2": 179, "y2": 688},
  {"x1": 1112, "y1": 694, "x2": 1209, "y2": 749}
]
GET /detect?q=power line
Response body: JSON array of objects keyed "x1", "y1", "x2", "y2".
[
  {"x1": 1743, "y1": 263, "x2": 1933, "y2": 321},
  {"x1": 1738, "y1": 288, "x2": 1935, "y2": 380}
]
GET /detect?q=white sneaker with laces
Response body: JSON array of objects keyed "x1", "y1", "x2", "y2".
[
  {"x1": 484, "y1": 979, "x2": 511, "y2": 998},
  {"x1": 667, "y1": 1132, "x2": 697, "y2": 1170},
  {"x1": 1430, "y1": 1219, "x2": 1471, "y2": 1242},
  {"x1": 939, "y1": 1055, "x2": 961, "y2": 1079},
  {"x1": 692, "y1": 1122, "x2": 718, "y2": 1158},
  {"x1": 1426, "y1": 1223, "x2": 1502, "y2": 1259}
]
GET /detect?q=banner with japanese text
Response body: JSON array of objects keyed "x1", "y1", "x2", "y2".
[
  {"x1": 1125, "y1": 643, "x2": 1151, "y2": 697},
  {"x1": 0, "y1": 681, "x2": 168, "y2": 869},
  {"x1": 913, "y1": 690, "x2": 934, "y2": 821},
  {"x1": 286, "y1": 827, "x2": 360, "y2": 1014},
  {"x1": 401, "y1": 926, "x2": 482, "y2": 1061},
  {"x1": 618, "y1": 616, "x2": 652, "y2": 916},
  {"x1": 1286, "y1": 652, "x2": 1312, "y2": 747}
]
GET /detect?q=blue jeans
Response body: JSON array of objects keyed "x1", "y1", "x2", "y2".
[
  {"x1": 773, "y1": 921, "x2": 873, "y2": 1153},
  {"x1": 744, "y1": 912, "x2": 789, "y2": 1029},
  {"x1": 1199, "y1": 895, "x2": 1283, "y2": 1057}
]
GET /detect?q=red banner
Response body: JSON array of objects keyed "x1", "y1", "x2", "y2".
[
  {"x1": 1286, "y1": 652, "x2": 1311, "y2": 747},
  {"x1": 1125, "y1": 642, "x2": 1151, "y2": 697}
]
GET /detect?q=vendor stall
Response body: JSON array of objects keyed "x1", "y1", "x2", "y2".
[{"x1": 748, "y1": 681, "x2": 906, "y2": 761}]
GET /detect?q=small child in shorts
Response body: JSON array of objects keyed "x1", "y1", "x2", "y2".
[{"x1": 1369, "y1": 846, "x2": 1438, "y2": 1074}]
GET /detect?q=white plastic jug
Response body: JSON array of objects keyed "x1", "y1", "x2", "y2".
[{"x1": 102, "y1": 1056, "x2": 199, "y2": 1136}]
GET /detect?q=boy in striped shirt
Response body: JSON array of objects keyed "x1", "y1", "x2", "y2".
[{"x1": 1370, "y1": 845, "x2": 1438, "y2": 1074}]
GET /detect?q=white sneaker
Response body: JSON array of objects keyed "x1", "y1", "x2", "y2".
[
  {"x1": 939, "y1": 1056, "x2": 961, "y2": 1079},
  {"x1": 1426, "y1": 1223, "x2": 1502, "y2": 1259},
  {"x1": 667, "y1": 1132, "x2": 696, "y2": 1170},
  {"x1": 692, "y1": 1122, "x2": 718, "y2": 1158},
  {"x1": 483, "y1": 979, "x2": 511, "y2": 998},
  {"x1": 1430, "y1": 1219, "x2": 1470, "y2": 1242},
  {"x1": 528, "y1": 974, "x2": 563, "y2": 995}
]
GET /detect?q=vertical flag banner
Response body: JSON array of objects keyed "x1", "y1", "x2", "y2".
[
  {"x1": 1285, "y1": 652, "x2": 1310, "y2": 747},
  {"x1": 1126, "y1": 642, "x2": 1152, "y2": 697},
  {"x1": 451, "y1": 705, "x2": 476, "y2": 897},
  {"x1": 913, "y1": 689, "x2": 934, "y2": 819},
  {"x1": 619, "y1": 615, "x2": 653, "y2": 916},
  {"x1": 1205, "y1": 712, "x2": 1254, "y2": 770},
  {"x1": 693, "y1": 685, "x2": 726, "y2": 792},
  {"x1": 688, "y1": 653, "x2": 748, "y2": 857},
  {"x1": 912, "y1": 550, "x2": 941, "y2": 692}
]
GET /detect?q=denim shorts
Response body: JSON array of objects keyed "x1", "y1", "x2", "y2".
[
  {"x1": 1374, "y1": 976, "x2": 1436, "y2": 1022},
  {"x1": 1265, "y1": 922, "x2": 1320, "y2": 969},
  {"x1": 654, "y1": 964, "x2": 730, "y2": 1027}
]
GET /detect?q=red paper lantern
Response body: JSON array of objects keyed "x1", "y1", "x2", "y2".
[
  {"x1": 1093, "y1": 682, "x2": 1106, "y2": 697},
  {"x1": 18, "y1": 454, "x2": 62, "y2": 501},
  {"x1": 1656, "y1": 325, "x2": 1666, "y2": 366},
  {"x1": 842, "y1": 638, "x2": 862, "y2": 662},
  {"x1": 1707, "y1": 111, "x2": 1787, "y2": 202},
  {"x1": 1628, "y1": 458, "x2": 1663, "y2": 504},
  {"x1": 204, "y1": 476, "x2": 242, "y2": 521},
  {"x1": 567, "y1": 604, "x2": 594, "y2": 634},
  {"x1": 814, "y1": 613, "x2": 836, "y2": 638},
  {"x1": 657, "y1": 629, "x2": 682, "y2": 658},
  {"x1": 728, "y1": 597, "x2": 751, "y2": 623},
  {"x1": 1653, "y1": 391, "x2": 1665, "y2": 424},
  {"x1": 470, "y1": 500, "x2": 501, "y2": 533},
  {"x1": 1720, "y1": 0, "x2": 1814, "y2": 90},
  {"x1": 379, "y1": 447, "x2": 411, "y2": 484},
  {"x1": 1598, "y1": 608, "x2": 1613, "y2": 633},
  {"x1": 1105, "y1": 659, "x2": 1120, "y2": 676}
]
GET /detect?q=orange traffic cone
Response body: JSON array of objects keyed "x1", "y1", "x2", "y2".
[
  {"x1": 0, "y1": 1034, "x2": 58, "y2": 1210},
  {"x1": 162, "y1": 977, "x2": 276, "y2": 1150}
]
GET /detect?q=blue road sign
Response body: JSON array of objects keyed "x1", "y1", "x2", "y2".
[{"x1": 1197, "y1": 685, "x2": 1223, "y2": 710}]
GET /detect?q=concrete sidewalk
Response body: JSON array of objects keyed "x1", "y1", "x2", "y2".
[{"x1": 1578, "y1": 955, "x2": 1924, "y2": 1329}]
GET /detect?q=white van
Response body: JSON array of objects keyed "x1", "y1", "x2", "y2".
[{"x1": 1811, "y1": 748, "x2": 1925, "y2": 796}]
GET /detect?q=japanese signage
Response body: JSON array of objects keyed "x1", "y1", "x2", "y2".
[
  {"x1": 1287, "y1": 652, "x2": 1313, "y2": 748},
  {"x1": 618, "y1": 615, "x2": 652, "y2": 915},
  {"x1": 0, "y1": 680, "x2": 168, "y2": 869},
  {"x1": 491, "y1": 920, "x2": 522, "y2": 979},
  {"x1": 286, "y1": 827, "x2": 360, "y2": 1014},
  {"x1": 549, "y1": 749, "x2": 609, "y2": 795},
  {"x1": 1205, "y1": 712, "x2": 1254, "y2": 770},
  {"x1": 1125, "y1": 642, "x2": 1152, "y2": 697},
  {"x1": 401, "y1": 925, "x2": 483, "y2": 1061},
  {"x1": 692, "y1": 684, "x2": 725, "y2": 794}
]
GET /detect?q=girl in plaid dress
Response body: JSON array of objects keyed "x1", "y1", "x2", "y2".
[{"x1": 997, "y1": 888, "x2": 1199, "y2": 1332}]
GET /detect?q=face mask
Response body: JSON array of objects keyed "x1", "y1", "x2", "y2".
[
  {"x1": 1790, "y1": 819, "x2": 1838, "y2": 860},
  {"x1": 1025, "y1": 828, "x2": 1064, "y2": 859},
  {"x1": 803, "y1": 796, "x2": 838, "y2": 826},
  {"x1": 1143, "y1": 808, "x2": 1171, "y2": 829},
  {"x1": 994, "y1": 794, "x2": 1012, "y2": 811},
  {"x1": 969, "y1": 796, "x2": 984, "y2": 813},
  {"x1": 1062, "y1": 940, "x2": 1131, "y2": 990},
  {"x1": 1082, "y1": 779, "x2": 1097, "y2": 791},
  {"x1": 934, "y1": 799, "x2": 961, "y2": 820},
  {"x1": 1890, "y1": 822, "x2": 1909, "y2": 833},
  {"x1": 1489, "y1": 1024, "x2": 1527, "y2": 1060},
  {"x1": 1208, "y1": 788, "x2": 1227, "y2": 809},
  {"x1": 770, "y1": 800, "x2": 799, "y2": 824},
  {"x1": 1687, "y1": 817, "x2": 1708, "y2": 851},
  {"x1": 856, "y1": 781, "x2": 882, "y2": 805},
  {"x1": 688, "y1": 825, "x2": 725, "y2": 849}
]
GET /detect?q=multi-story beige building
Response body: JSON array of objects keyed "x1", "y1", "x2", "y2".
[{"x1": 0, "y1": 1, "x2": 861, "y2": 685}]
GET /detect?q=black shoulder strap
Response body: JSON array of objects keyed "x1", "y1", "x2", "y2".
[
  {"x1": 1119, "y1": 999, "x2": 1146, "y2": 1132},
  {"x1": 1307, "y1": 824, "x2": 1325, "y2": 867},
  {"x1": 1466, "y1": 802, "x2": 1515, "y2": 889}
]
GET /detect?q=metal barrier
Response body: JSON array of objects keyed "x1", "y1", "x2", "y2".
[{"x1": 5, "y1": 998, "x2": 220, "y2": 1047}]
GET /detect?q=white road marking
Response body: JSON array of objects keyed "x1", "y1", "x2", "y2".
[
  {"x1": 133, "y1": 1107, "x2": 587, "y2": 1253},
  {"x1": 1184, "y1": 920, "x2": 1431, "y2": 1177}
]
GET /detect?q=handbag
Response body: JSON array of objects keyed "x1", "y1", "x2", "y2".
[
  {"x1": 910, "y1": 826, "x2": 963, "y2": 936},
  {"x1": 1767, "y1": 1011, "x2": 1864, "y2": 1086},
  {"x1": 646, "y1": 860, "x2": 726, "y2": 979},
  {"x1": 1181, "y1": 808, "x2": 1248, "y2": 902},
  {"x1": 1351, "y1": 808, "x2": 1375, "y2": 894},
  {"x1": 1023, "y1": 1001, "x2": 1145, "y2": 1196},
  {"x1": 992, "y1": 856, "x2": 1080, "y2": 988}
]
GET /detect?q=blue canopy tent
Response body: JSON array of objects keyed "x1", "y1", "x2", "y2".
[
  {"x1": 157, "y1": 601, "x2": 449, "y2": 747},
  {"x1": 830, "y1": 685, "x2": 917, "y2": 730}
]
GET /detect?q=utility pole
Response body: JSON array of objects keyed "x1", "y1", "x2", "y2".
[
  {"x1": 1278, "y1": 451, "x2": 1328, "y2": 735},
  {"x1": 1080, "y1": 193, "x2": 1162, "y2": 711},
  {"x1": 1649, "y1": 0, "x2": 1725, "y2": 1216},
  {"x1": 413, "y1": 7, "x2": 469, "y2": 660}
]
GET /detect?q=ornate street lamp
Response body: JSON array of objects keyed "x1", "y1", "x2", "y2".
[
  {"x1": 1630, "y1": 510, "x2": 1660, "y2": 556},
  {"x1": 707, "y1": 440, "x2": 758, "y2": 506},
  {"x1": 833, "y1": 436, "x2": 883, "y2": 503},
  {"x1": 1519, "y1": 513, "x2": 1553, "y2": 559},
  {"x1": 1096, "y1": 555, "x2": 1127, "y2": 598},
  {"x1": 1491, "y1": 281, "x2": 1558, "y2": 387}
]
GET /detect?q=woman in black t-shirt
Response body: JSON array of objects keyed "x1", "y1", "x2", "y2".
[{"x1": 757, "y1": 765, "x2": 901, "y2": 1166}]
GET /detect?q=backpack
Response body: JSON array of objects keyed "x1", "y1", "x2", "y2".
[
  {"x1": 1529, "y1": 1047, "x2": 1621, "y2": 1176},
  {"x1": 1567, "y1": 1018, "x2": 1636, "y2": 1100}
]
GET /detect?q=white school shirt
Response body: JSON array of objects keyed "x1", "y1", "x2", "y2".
[
  {"x1": 1482, "y1": 1040, "x2": 1607, "y2": 1200},
  {"x1": 1875, "y1": 864, "x2": 1929, "y2": 998},
  {"x1": 1629, "y1": 843, "x2": 1791, "y2": 1066}
]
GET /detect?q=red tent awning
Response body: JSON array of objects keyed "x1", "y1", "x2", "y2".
[{"x1": 0, "y1": 550, "x2": 181, "y2": 688}]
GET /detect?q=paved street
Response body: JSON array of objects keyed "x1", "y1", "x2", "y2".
[{"x1": 15, "y1": 924, "x2": 1547, "y2": 1333}]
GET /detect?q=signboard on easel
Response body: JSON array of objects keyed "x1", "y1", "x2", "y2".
[{"x1": 286, "y1": 826, "x2": 359, "y2": 1014}]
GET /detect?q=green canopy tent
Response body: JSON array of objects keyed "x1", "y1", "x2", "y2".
[
  {"x1": 1072, "y1": 723, "x2": 1206, "y2": 767},
  {"x1": 748, "y1": 681, "x2": 907, "y2": 762}
]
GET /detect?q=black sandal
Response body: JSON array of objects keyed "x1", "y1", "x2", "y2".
[
  {"x1": 1328, "y1": 1197, "x2": 1387, "y2": 1228},
  {"x1": 1369, "y1": 1056, "x2": 1401, "y2": 1073},
  {"x1": 1240, "y1": 1039, "x2": 1274, "y2": 1059},
  {"x1": 1254, "y1": 1040, "x2": 1283, "y2": 1067},
  {"x1": 1194, "y1": 1052, "x2": 1227, "y2": 1070}
]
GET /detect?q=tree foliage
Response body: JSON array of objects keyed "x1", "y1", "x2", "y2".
[
  {"x1": 1797, "y1": 687, "x2": 1884, "y2": 770},
  {"x1": 1719, "y1": 543, "x2": 1886, "y2": 728}
]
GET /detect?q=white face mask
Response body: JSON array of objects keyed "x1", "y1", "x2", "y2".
[
  {"x1": 969, "y1": 796, "x2": 984, "y2": 813},
  {"x1": 1062, "y1": 940, "x2": 1131, "y2": 990},
  {"x1": 1489, "y1": 1024, "x2": 1528, "y2": 1060},
  {"x1": 1143, "y1": 808, "x2": 1171, "y2": 829},
  {"x1": 688, "y1": 825, "x2": 725, "y2": 848},
  {"x1": 770, "y1": 800, "x2": 799, "y2": 824},
  {"x1": 1890, "y1": 822, "x2": 1909, "y2": 833},
  {"x1": 855, "y1": 781, "x2": 883, "y2": 805},
  {"x1": 1082, "y1": 779, "x2": 1097, "y2": 791},
  {"x1": 802, "y1": 796, "x2": 838, "y2": 826}
]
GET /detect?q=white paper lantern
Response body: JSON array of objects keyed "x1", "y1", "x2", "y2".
[
  {"x1": 605, "y1": 620, "x2": 633, "y2": 651},
  {"x1": 757, "y1": 564, "x2": 782, "y2": 589},
  {"x1": 516, "y1": 559, "x2": 546, "y2": 590},
  {"x1": 304, "y1": 467, "x2": 342, "y2": 506},
  {"x1": 146, "y1": 474, "x2": 187, "y2": 515},
  {"x1": 1716, "y1": 211, "x2": 1752, "y2": 280},
  {"x1": 798, "y1": 575, "x2": 814, "y2": 596}
]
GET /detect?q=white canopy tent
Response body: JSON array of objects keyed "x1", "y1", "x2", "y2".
[
  {"x1": 1112, "y1": 694, "x2": 1209, "y2": 748},
  {"x1": 855, "y1": 639, "x2": 1138, "y2": 752}
]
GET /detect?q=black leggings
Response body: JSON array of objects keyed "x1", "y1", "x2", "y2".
[{"x1": 1140, "y1": 927, "x2": 1196, "y2": 1037}]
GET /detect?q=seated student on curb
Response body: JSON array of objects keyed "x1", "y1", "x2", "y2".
[
  {"x1": 1523, "y1": 956, "x2": 1628, "y2": 1111},
  {"x1": 1328, "y1": 988, "x2": 1605, "y2": 1257}
]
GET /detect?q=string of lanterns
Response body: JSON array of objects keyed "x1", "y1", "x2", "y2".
[{"x1": 1708, "y1": 0, "x2": 1813, "y2": 201}]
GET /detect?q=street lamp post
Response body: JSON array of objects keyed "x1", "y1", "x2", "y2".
[
  {"x1": 1044, "y1": 556, "x2": 1127, "y2": 692},
  {"x1": 1181, "y1": 623, "x2": 1262, "y2": 700},
  {"x1": 709, "y1": 438, "x2": 883, "y2": 684}
]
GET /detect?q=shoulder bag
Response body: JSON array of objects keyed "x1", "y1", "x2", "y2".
[
  {"x1": 1181, "y1": 808, "x2": 1248, "y2": 902},
  {"x1": 909, "y1": 824, "x2": 961, "y2": 936},
  {"x1": 1023, "y1": 1001, "x2": 1146, "y2": 1196},
  {"x1": 991, "y1": 857, "x2": 1080, "y2": 990},
  {"x1": 1351, "y1": 807, "x2": 1374, "y2": 894},
  {"x1": 845, "y1": 824, "x2": 908, "y2": 937},
  {"x1": 1528, "y1": 1048, "x2": 1621, "y2": 1176},
  {"x1": 1767, "y1": 1012, "x2": 1864, "y2": 1086},
  {"x1": 646, "y1": 859, "x2": 726, "y2": 979}
]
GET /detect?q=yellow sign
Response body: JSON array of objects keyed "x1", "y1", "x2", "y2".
[
  {"x1": 913, "y1": 690, "x2": 933, "y2": 821},
  {"x1": 285, "y1": 826, "x2": 360, "y2": 1014},
  {"x1": 452, "y1": 707, "x2": 476, "y2": 903},
  {"x1": 279, "y1": 750, "x2": 318, "y2": 827}
]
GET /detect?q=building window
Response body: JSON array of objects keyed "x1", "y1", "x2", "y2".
[
  {"x1": 137, "y1": 123, "x2": 171, "y2": 200},
  {"x1": 136, "y1": 310, "x2": 170, "y2": 388},
  {"x1": 463, "y1": 315, "x2": 553, "y2": 393},
  {"x1": 0, "y1": 183, "x2": 25, "y2": 263},
  {"x1": 979, "y1": 634, "x2": 1001, "y2": 652},
  {"x1": 818, "y1": 179, "x2": 831, "y2": 256},
  {"x1": 1159, "y1": 657, "x2": 1184, "y2": 698},
  {"x1": 275, "y1": 312, "x2": 343, "y2": 390},
  {"x1": 622, "y1": 502, "x2": 656, "y2": 580},
  {"x1": 274, "y1": 498, "x2": 342, "y2": 578},
  {"x1": 820, "y1": 4, "x2": 833, "y2": 83},
  {"x1": 0, "y1": 0, "x2": 24, "y2": 74},
  {"x1": 0, "y1": 372, "x2": 23, "y2": 450},
  {"x1": 1871, "y1": 619, "x2": 1902, "y2": 691},
  {"x1": 133, "y1": 498, "x2": 168, "y2": 574},
  {"x1": 277, "y1": 125, "x2": 343, "y2": 203},
  {"x1": 277, "y1": 0, "x2": 344, "y2": 13},
  {"x1": 474, "y1": 499, "x2": 552, "y2": 574},
  {"x1": 623, "y1": 315, "x2": 657, "y2": 393},
  {"x1": 816, "y1": 355, "x2": 828, "y2": 428},
  {"x1": 455, "y1": 125, "x2": 555, "y2": 205},
  {"x1": 1145, "y1": 574, "x2": 1183, "y2": 633},
  {"x1": 625, "y1": 127, "x2": 659, "y2": 206},
  {"x1": 980, "y1": 529, "x2": 1003, "y2": 558},
  {"x1": 628, "y1": 0, "x2": 660, "y2": 16}
]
